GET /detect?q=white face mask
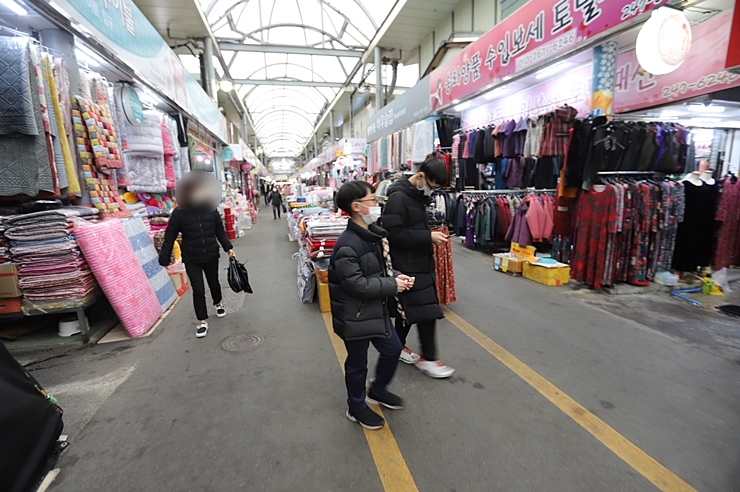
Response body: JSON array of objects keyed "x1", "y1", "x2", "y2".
[
  {"x1": 360, "y1": 206, "x2": 382, "y2": 225},
  {"x1": 420, "y1": 185, "x2": 434, "y2": 196}
]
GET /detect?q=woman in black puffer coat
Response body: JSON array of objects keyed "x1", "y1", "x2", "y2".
[
  {"x1": 159, "y1": 171, "x2": 234, "y2": 338},
  {"x1": 381, "y1": 158, "x2": 455, "y2": 378}
]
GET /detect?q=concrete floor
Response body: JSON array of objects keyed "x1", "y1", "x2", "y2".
[{"x1": 26, "y1": 208, "x2": 740, "y2": 492}]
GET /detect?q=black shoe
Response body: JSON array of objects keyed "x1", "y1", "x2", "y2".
[
  {"x1": 366, "y1": 389, "x2": 404, "y2": 410},
  {"x1": 346, "y1": 407, "x2": 385, "y2": 430},
  {"x1": 216, "y1": 304, "x2": 226, "y2": 318},
  {"x1": 195, "y1": 322, "x2": 208, "y2": 338}
]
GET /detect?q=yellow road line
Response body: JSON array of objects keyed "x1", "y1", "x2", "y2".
[
  {"x1": 442, "y1": 307, "x2": 697, "y2": 492},
  {"x1": 321, "y1": 312, "x2": 419, "y2": 492}
]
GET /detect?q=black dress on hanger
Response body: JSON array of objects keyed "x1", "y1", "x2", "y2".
[{"x1": 671, "y1": 181, "x2": 720, "y2": 271}]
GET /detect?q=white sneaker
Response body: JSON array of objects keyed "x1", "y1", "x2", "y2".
[
  {"x1": 195, "y1": 322, "x2": 209, "y2": 338},
  {"x1": 215, "y1": 304, "x2": 226, "y2": 318},
  {"x1": 415, "y1": 359, "x2": 455, "y2": 379},
  {"x1": 399, "y1": 346, "x2": 420, "y2": 365}
]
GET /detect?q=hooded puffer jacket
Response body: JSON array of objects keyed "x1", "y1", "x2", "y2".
[
  {"x1": 381, "y1": 177, "x2": 444, "y2": 325},
  {"x1": 158, "y1": 206, "x2": 233, "y2": 265},
  {"x1": 329, "y1": 221, "x2": 399, "y2": 341}
]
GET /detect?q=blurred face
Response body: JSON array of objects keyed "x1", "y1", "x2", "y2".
[{"x1": 176, "y1": 172, "x2": 220, "y2": 210}]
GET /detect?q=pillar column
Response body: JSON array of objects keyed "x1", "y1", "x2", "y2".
[
  {"x1": 375, "y1": 45, "x2": 383, "y2": 110},
  {"x1": 203, "y1": 37, "x2": 217, "y2": 100},
  {"x1": 329, "y1": 110, "x2": 335, "y2": 141},
  {"x1": 590, "y1": 42, "x2": 618, "y2": 117}
]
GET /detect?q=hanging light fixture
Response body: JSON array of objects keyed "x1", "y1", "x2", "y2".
[
  {"x1": 219, "y1": 79, "x2": 234, "y2": 92},
  {"x1": 636, "y1": 7, "x2": 692, "y2": 75}
]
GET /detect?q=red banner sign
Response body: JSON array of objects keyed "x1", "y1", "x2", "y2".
[
  {"x1": 615, "y1": 9, "x2": 740, "y2": 112},
  {"x1": 429, "y1": 0, "x2": 667, "y2": 109}
]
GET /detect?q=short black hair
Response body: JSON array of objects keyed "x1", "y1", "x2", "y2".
[
  {"x1": 336, "y1": 181, "x2": 374, "y2": 215},
  {"x1": 419, "y1": 157, "x2": 448, "y2": 187}
]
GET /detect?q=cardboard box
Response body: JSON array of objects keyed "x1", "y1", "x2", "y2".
[
  {"x1": 317, "y1": 278, "x2": 331, "y2": 313},
  {"x1": 168, "y1": 271, "x2": 189, "y2": 297},
  {"x1": 492, "y1": 254, "x2": 524, "y2": 276},
  {"x1": 0, "y1": 264, "x2": 21, "y2": 298},
  {"x1": 0, "y1": 296, "x2": 21, "y2": 314},
  {"x1": 522, "y1": 261, "x2": 571, "y2": 286}
]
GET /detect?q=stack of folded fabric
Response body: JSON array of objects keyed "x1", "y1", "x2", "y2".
[
  {"x1": 303, "y1": 216, "x2": 348, "y2": 260},
  {"x1": 0, "y1": 218, "x2": 9, "y2": 264},
  {"x1": 5, "y1": 207, "x2": 99, "y2": 307}
]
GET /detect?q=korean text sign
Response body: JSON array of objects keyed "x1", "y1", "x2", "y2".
[{"x1": 429, "y1": 0, "x2": 667, "y2": 109}]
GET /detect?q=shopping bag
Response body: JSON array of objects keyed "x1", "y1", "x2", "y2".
[
  {"x1": 227, "y1": 256, "x2": 254, "y2": 294},
  {"x1": 281, "y1": 203, "x2": 287, "y2": 213},
  {"x1": 228, "y1": 257, "x2": 243, "y2": 293},
  {"x1": 236, "y1": 259, "x2": 253, "y2": 294}
]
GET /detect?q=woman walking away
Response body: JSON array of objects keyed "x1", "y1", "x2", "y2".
[
  {"x1": 382, "y1": 157, "x2": 455, "y2": 378},
  {"x1": 159, "y1": 171, "x2": 235, "y2": 339},
  {"x1": 269, "y1": 186, "x2": 283, "y2": 219}
]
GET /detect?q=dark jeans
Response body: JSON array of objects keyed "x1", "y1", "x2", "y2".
[
  {"x1": 343, "y1": 322, "x2": 402, "y2": 413},
  {"x1": 185, "y1": 260, "x2": 222, "y2": 321},
  {"x1": 396, "y1": 317, "x2": 437, "y2": 361},
  {"x1": 272, "y1": 204, "x2": 281, "y2": 218}
]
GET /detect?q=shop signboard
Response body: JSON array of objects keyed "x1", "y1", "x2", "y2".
[
  {"x1": 46, "y1": 0, "x2": 228, "y2": 142},
  {"x1": 725, "y1": 7, "x2": 740, "y2": 73},
  {"x1": 366, "y1": 76, "x2": 432, "y2": 141},
  {"x1": 429, "y1": 0, "x2": 667, "y2": 109},
  {"x1": 461, "y1": 64, "x2": 591, "y2": 129},
  {"x1": 615, "y1": 10, "x2": 740, "y2": 112},
  {"x1": 342, "y1": 138, "x2": 366, "y2": 156},
  {"x1": 118, "y1": 85, "x2": 143, "y2": 125}
]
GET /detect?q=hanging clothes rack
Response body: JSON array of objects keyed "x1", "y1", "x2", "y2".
[
  {"x1": 459, "y1": 188, "x2": 556, "y2": 195},
  {"x1": 456, "y1": 97, "x2": 581, "y2": 134}
]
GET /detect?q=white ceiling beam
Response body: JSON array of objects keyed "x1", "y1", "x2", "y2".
[
  {"x1": 219, "y1": 43, "x2": 364, "y2": 57},
  {"x1": 234, "y1": 79, "x2": 345, "y2": 88}
]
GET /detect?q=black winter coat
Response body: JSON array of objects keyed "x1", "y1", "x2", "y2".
[
  {"x1": 159, "y1": 206, "x2": 233, "y2": 266},
  {"x1": 329, "y1": 221, "x2": 399, "y2": 341},
  {"x1": 268, "y1": 192, "x2": 283, "y2": 206},
  {"x1": 381, "y1": 177, "x2": 444, "y2": 324}
]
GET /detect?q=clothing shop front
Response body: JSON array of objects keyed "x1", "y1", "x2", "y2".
[
  {"x1": 0, "y1": 0, "x2": 233, "y2": 346},
  {"x1": 397, "y1": 0, "x2": 740, "y2": 292}
]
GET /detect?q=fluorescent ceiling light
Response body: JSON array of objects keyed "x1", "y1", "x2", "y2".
[
  {"x1": 452, "y1": 99, "x2": 460, "y2": 104},
  {"x1": 454, "y1": 101, "x2": 472, "y2": 112},
  {"x1": 502, "y1": 75, "x2": 512, "y2": 81},
  {"x1": 535, "y1": 61, "x2": 569, "y2": 80},
  {"x1": 451, "y1": 36, "x2": 479, "y2": 43},
  {"x1": 0, "y1": 0, "x2": 27, "y2": 15},
  {"x1": 687, "y1": 104, "x2": 725, "y2": 113},
  {"x1": 689, "y1": 117, "x2": 722, "y2": 124},
  {"x1": 484, "y1": 85, "x2": 508, "y2": 100},
  {"x1": 219, "y1": 79, "x2": 234, "y2": 92},
  {"x1": 660, "y1": 110, "x2": 683, "y2": 118},
  {"x1": 75, "y1": 47, "x2": 99, "y2": 67},
  {"x1": 48, "y1": 0, "x2": 70, "y2": 18}
]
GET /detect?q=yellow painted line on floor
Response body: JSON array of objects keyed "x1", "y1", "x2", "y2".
[
  {"x1": 321, "y1": 312, "x2": 418, "y2": 492},
  {"x1": 442, "y1": 307, "x2": 696, "y2": 492}
]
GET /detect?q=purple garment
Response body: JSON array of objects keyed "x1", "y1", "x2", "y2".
[
  {"x1": 467, "y1": 131, "x2": 476, "y2": 158},
  {"x1": 513, "y1": 118, "x2": 528, "y2": 156},
  {"x1": 501, "y1": 120, "x2": 517, "y2": 158},
  {"x1": 465, "y1": 212, "x2": 476, "y2": 247},
  {"x1": 505, "y1": 203, "x2": 532, "y2": 246},
  {"x1": 505, "y1": 156, "x2": 525, "y2": 189},
  {"x1": 651, "y1": 125, "x2": 666, "y2": 170}
]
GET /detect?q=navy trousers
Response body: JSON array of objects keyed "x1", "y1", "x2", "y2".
[{"x1": 343, "y1": 322, "x2": 402, "y2": 412}]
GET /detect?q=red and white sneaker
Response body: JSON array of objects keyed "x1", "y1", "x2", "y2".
[
  {"x1": 415, "y1": 358, "x2": 455, "y2": 379},
  {"x1": 399, "y1": 346, "x2": 420, "y2": 365}
]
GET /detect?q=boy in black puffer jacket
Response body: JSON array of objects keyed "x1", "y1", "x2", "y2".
[
  {"x1": 159, "y1": 171, "x2": 235, "y2": 339},
  {"x1": 329, "y1": 181, "x2": 415, "y2": 430}
]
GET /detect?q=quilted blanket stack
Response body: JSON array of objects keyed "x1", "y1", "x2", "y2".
[
  {"x1": 5, "y1": 207, "x2": 99, "y2": 306},
  {"x1": 123, "y1": 112, "x2": 168, "y2": 193}
]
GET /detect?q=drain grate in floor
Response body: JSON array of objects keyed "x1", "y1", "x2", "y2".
[{"x1": 221, "y1": 333, "x2": 264, "y2": 352}]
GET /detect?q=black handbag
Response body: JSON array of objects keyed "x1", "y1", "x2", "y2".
[{"x1": 227, "y1": 257, "x2": 253, "y2": 294}]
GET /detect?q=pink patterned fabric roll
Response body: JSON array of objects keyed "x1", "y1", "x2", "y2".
[{"x1": 74, "y1": 219, "x2": 162, "y2": 337}]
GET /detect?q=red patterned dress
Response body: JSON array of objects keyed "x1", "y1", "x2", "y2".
[{"x1": 570, "y1": 185, "x2": 618, "y2": 289}]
